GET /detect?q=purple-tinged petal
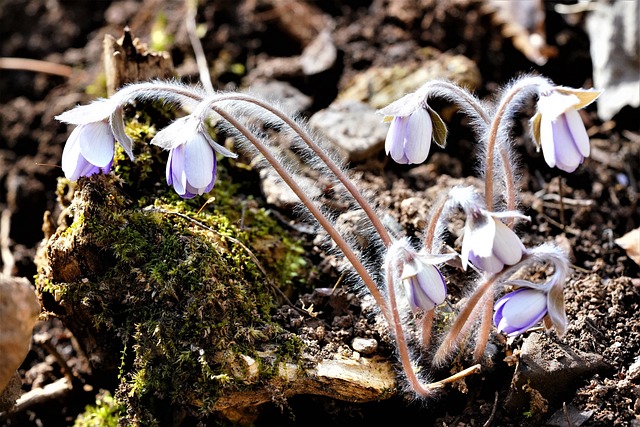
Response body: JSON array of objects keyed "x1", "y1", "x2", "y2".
[
  {"x1": 184, "y1": 134, "x2": 215, "y2": 189},
  {"x1": 168, "y1": 145, "x2": 187, "y2": 196},
  {"x1": 494, "y1": 288, "x2": 547, "y2": 336},
  {"x1": 78, "y1": 122, "x2": 115, "y2": 168},
  {"x1": 385, "y1": 116, "x2": 409, "y2": 163},
  {"x1": 403, "y1": 108, "x2": 432, "y2": 164},
  {"x1": 564, "y1": 108, "x2": 590, "y2": 157},
  {"x1": 492, "y1": 220, "x2": 526, "y2": 266}
]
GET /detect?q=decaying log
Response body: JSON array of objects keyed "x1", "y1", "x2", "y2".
[{"x1": 103, "y1": 28, "x2": 174, "y2": 95}]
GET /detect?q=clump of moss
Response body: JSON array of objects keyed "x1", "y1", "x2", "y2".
[
  {"x1": 73, "y1": 391, "x2": 123, "y2": 427},
  {"x1": 37, "y1": 104, "x2": 311, "y2": 424}
]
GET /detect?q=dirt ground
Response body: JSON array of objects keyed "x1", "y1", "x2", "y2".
[{"x1": 1, "y1": 0, "x2": 639, "y2": 426}]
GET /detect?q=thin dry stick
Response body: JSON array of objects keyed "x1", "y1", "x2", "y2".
[
  {"x1": 0, "y1": 57, "x2": 74, "y2": 77},
  {"x1": 473, "y1": 292, "x2": 495, "y2": 361},
  {"x1": 211, "y1": 105, "x2": 392, "y2": 323},
  {"x1": 185, "y1": 0, "x2": 215, "y2": 95}
]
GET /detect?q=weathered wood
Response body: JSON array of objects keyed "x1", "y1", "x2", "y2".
[{"x1": 103, "y1": 28, "x2": 174, "y2": 95}]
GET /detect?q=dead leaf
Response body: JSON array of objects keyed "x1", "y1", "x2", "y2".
[{"x1": 615, "y1": 227, "x2": 640, "y2": 266}]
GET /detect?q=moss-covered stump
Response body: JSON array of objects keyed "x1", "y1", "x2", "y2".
[{"x1": 35, "y1": 175, "x2": 395, "y2": 425}]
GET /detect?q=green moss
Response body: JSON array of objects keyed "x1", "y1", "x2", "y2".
[
  {"x1": 73, "y1": 391, "x2": 123, "y2": 427},
  {"x1": 36, "y1": 94, "x2": 317, "y2": 424}
]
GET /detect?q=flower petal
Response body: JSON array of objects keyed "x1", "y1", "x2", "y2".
[
  {"x1": 78, "y1": 122, "x2": 115, "y2": 168},
  {"x1": 184, "y1": 134, "x2": 215, "y2": 189},
  {"x1": 416, "y1": 264, "x2": 446, "y2": 305},
  {"x1": 497, "y1": 288, "x2": 547, "y2": 335},
  {"x1": 55, "y1": 99, "x2": 117, "y2": 125},
  {"x1": 169, "y1": 145, "x2": 187, "y2": 196},
  {"x1": 564, "y1": 108, "x2": 590, "y2": 157},
  {"x1": 403, "y1": 108, "x2": 432, "y2": 164},
  {"x1": 540, "y1": 116, "x2": 556, "y2": 168},
  {"x1": 492, "y1": 220, "x2": 525, "y2": 266},
  {"x1": 385, "y1": 116, "x2": 409, "y2": 163},
  {"x1": 537, "y1": 92, "x2": 579, "y2": 121}
]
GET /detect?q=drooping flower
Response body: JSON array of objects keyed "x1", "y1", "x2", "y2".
[
  {"x1": 530, "y1": 87, "x2": 601, "y2": 173},
  {"x1": 56, "y1": 98, "x2": 133, "y2": 180},
  {"x1": 151, "y1": 114, "x2": 236, "y2": 198},
  {"x1": 384, "y1": 108, "x2": 433, "y2": 164},
  {"x1": 401, "y1": 255, "x2": 448, "y2": 312},
  {"x1": 378, "y1": 91, "x2": 448, "y2": 165},
  {"x1": 493, "y1": 275, "x2": 568, "y2": 337},
  {"x1": 493, "y1": 288, "x2": 547, "y2": 336},
  {"x1": 61, "y1": 122, "x2": 115, "y2": 181},
  {"x1": 450, "y1": 186, "x2": 528, "y2": 274}
]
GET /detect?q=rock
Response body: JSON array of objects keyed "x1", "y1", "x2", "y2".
[
  {"x1": 351, "y1": 337, "x2": 378, "y2": 356},
  {"x1": 545, "y1": 403, "x2": 594, "y2": 427},
  {"x1": 505, "y1": 333, "x2": 610, "y2": 415},
  {"x1": 259, "y1": 168, "x2": 322, "y2": 209},
  {"x1": 0, "y1": 276, "x2": 40, "y2": 394},
  {"x1": 245, "y1": 80, "x2": 313, "y2": 116},
  {"x1": 309, "y1": 100, "x2": 388, "y2": 162},
  {"x1": 338, "y1": 48, "x2": 481, "y2": 109}
]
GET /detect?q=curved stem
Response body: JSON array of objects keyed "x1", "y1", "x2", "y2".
[
  {"x1": 423, "y1": 194, "x2": 449, "y2": 253},
  {"x1": 423, "y1": 81, "x2": 490, "y2": 124},
  {"x1": 484, "y1": 76, "x2": 551, "y2": 211},
  {"x1": 211, "y1": 104, "x2": 391, "y2": 323},
  {"x1": 473, "y1": 292, "x2": 494, "y2": 362},
  {"x1": 206, "y1": 94, "x2": 393, "y2": 247},
  {"x1": 434, "y1": 274, "x2": 498, "y2": 364},
  {"x1": 384, "y1": 260, "x2": 437, "y2": 397}
]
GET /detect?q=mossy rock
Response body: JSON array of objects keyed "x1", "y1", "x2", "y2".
[{"x1": 36, "y1": 173, "x2": 308, "y2": 424}]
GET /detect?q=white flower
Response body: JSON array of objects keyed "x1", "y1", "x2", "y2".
[
  {"x1": 531, "y1": 88, "x2": 601, "y2": 173},
  {"x1": 385, "y1": 108, "x2": 433, "y2": 164},
  {"x1": 61, "y1": 122, "x2": 114, "y2": 180},
  {"x1": 56, "y1": 98, "x2": 134, "y2": 180},
  {"x1": 401, "y1": 254, "x2": 447, "y2": 312},
  {"x1": 151, "y1": 115, "x2": 236, "y2": 198}
]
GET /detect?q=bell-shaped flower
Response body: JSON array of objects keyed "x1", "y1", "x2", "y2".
[
  {"x1": 400, "y1": 251, "x2": 455, "y2": 312},
  {"x1": 493, "y1": 274, "x2": 568, "y2": 337},
  {"x1": 530, "y1": 87, "x2": 601, "y2": 173},
  {"x1": 384, "y1": 108, "x2": 433, "y2": 164},
  {"x1": 151, "y1": 115, "x2": 237, "y2": 198},
  {"x1": 56, "y1": 98, "x2": 134, "y2": 180},
  {"x1": 61, "y1": 122, "x2": 115, "y2": 181},
  {"x1": 378, "y1": 91, "x2": 448, "y2": 165}
]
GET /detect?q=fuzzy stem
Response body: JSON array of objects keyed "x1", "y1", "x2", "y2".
[
  {"x1": 209, "y1": 93, "x2": 394, "y2": 247},
  {"x1": 385, "y1": 260, "x2": 437, "y2": 397},
  {"x1": 423, "y1": 81, "x2": 490, "y2": 124},
  {"x1": 485, "y1": 95, "x2": 516, "y2": 212},
  {"x1": 210, "y1": 104, "x2": 391, "y2": 323},
  {"x1": 472, "y1": 291, "x2": 494, "y2": 362},
  {"x1": 420, "y1": 310, "x2": 434, "y2": 350},
  {"x1": 423, "y1": 194, "x2": 449, "y2": 253},
  {"x1": 484, "y1": 76, "x2": 552, "y2": 212},
  {"x1": 434, "y1": 274, "x2": 497, "y2": 364}
]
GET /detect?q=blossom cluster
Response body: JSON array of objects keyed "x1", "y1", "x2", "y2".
[{"x1": 55, "y1": 75, "x2": 599, "y2": 398}]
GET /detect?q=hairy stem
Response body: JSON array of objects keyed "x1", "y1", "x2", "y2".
[
  {"x1": 473, "y1": 292, "x2": 494, "y2": 362},
  {"x1": 210, "y1": 93, "x2": 393, "y2": 247},
  {"x1": 420, "y1": 310, "x2": 434, "y2": 350},
  {"x1": 434, "y1": 275, "x2": 497, "y2": 364},
  {"x1": 211, "y1": 104, "x2": 391, "y2": 323}
]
